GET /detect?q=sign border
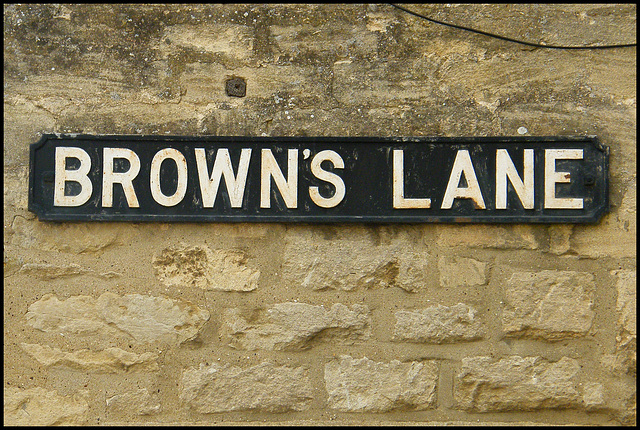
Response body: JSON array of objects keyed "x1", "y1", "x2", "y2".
[{"x1": 28, "y1": 134, "x2": 609, "y2": 224}]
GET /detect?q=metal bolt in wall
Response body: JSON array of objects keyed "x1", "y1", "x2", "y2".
[{"x1": 226, "y1": 77, "x2": 246, "y2": 97}]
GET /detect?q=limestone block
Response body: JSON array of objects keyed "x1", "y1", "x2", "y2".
[
  {"x1": 26, "y1": 293, "x2": 210, "y2": 345},
  {"x1": 3, "y1": 387, "x2": 89, "y2": 426},
  {"x1": 602, "y1": 270, "x2": 636, "y2": 376},
  {"x1": 222, "y1": 302, "x2": 371, "y2": 350},
  {"x1": 157, "y1": 23, "x2": 254, "y2": 61},
  {"x1": 106, "y1": 389, "x2": 162, "y2": 415},
  {"x1": 454, "y1": 356, "x2": 581, "y2": 412},
  {"x1": 548, "y1": 224, "x2": 573, "y2": 255},
  {"x1": 283, "y1": 228, "x2": 430, "y2": 292},
  {"x1": 270, "y1": 23, "x2": 378, "y2": 59},
  {"x1": 179, "y1": 62, "x2": 328, "y2": 105},
  {"x1": 20, "y1": 343, "x2": 159, "y2": 373},
  {"x1": 502, "y1": 270, "x2": 595, "y2": 340},
  {"x1": 10, "y1": 216, "x2": 124, "y2": 254},
  {"x1": 180, "y1": 362, "x2": 313, "y2": 413},
  {"x1": 153, "y1": 245, "x2": 259, "y2": 291},
  {"x1": 571, "y1": 187, "x2": 636, "y2": 259},
  {"x1": 15, "y1": 262, "x2": 121, "y2": 280},
  {"x1": 17, "y1": 263, "x2": 90, "y2": 279},
  {"x1": 3, "y1": 166, "x2": 29, "y2": 211},
  {"x1": 3, "y1": 102, "x2": 56, "y2": 167},
  {"x1": 324, "y1": 355, "x2": 438, "y2": 412},
  {"x1": 614, "y1": 270, "x2": 637, "y2": 340},
  {"x1": 436, "y1": 224, "x2": 539, "y2": 249},
  {"x1": 393, "y1": 304, "x2": 484, "y2": 344},
  {"x1": 582, "y1": 382, "x2": 606, "y2": 411},
  {"x1": 438, "y1": 256, "x2": 488, "y2": 288}
]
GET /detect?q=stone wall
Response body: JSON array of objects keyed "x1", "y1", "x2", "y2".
[{"x1": 3, "y1": 4, "x2": 636, "y2": 426}]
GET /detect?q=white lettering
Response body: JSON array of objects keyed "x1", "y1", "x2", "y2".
[
  {"x1": 260, "y1": 149, "x2": 298, "y2": 208},
  {"x1": 441, "y1": 149, "x2": 486, "y2": 209},
  {"x1": 496, "y1": 149, "x2": 534, "y2": 209},
  {"x1": 102, "y1": 148, "x2": 140, "y2": 208},
  {"x1": 309, "y1": 150, "x2": 346, "y2": 208},
  {"x1": 150, "y1": 148, "x2": 188, "y2": 207},
  {"x1": 54, "y1": 147, "x2": 93, "y2": 207},
  {"x1": 544, "y1": 149, "x2": 583, "y2": 209},
  {"x1": 195, "y1": 148, "x2": 251, "y2": 208},
  {"x1": 392, "y1": 149, "x2": 431, "y2": 209}
]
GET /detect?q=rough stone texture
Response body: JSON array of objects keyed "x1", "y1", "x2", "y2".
[
  {"x1": 9, "y1": 215, "x2": 124, "y2": 254},
  {"x1": 614, "y1": 270, "x2": 637, "y2": 344},
  {"x1": 180, "y1": 362, "x2": 313, "y2": 413},
  {"x1": 15, "y1": 262, "x2": 121, "y2": 280},
  {"x1": 436, "y1": 225, "x2": 539, "y2": 249},
  {"x1": 3, "y1": 387, "x2": 89, "y2": 426},
  {"x1": 438, "y1": 256, "x2": 488, "y2": 288},
  {"x1": 222, "y1": 302, "x2": 371, "y2": 350},
  {"x1": 3, "y1": 3, "x2": 636, "y2": 426},
  {"x1": 548, "y1": 224, "x2": 573, "y2": 255},
  {"x1": 602, "y1": 270, "x2": 636, "y2": 377},
  {"x1": 571, "y1": 187, "x2": 636, "y2": 259},
  {"x1": 324, "y1": 355, "x2": 438, "y2": 412},
  {"x1": 583, "y1": 382, "x2": 606, "y2": 411},
  {"x1": 25, "y1": 293, "x2": 210, "y2": 345},
  {"x1": 20, "y1": 343, "x2": 159, "y2": 373},
  {"x1": 454, "y1": 356, "x2": 582, "y2": 412},
  {"x1": 3, "y1": 166, "x2": 30, "y2": 214},
  {"x1": 502, "y1": 270, "x2": 596, "y2": 340},
  {"x1": 283, "y1": 227, "x2": 430, "y2": 292},
  {"x1": 153, "y1": 245, "x2": 259, "y2": 291},
  {"x1": 393, "y1": 304, "x2": 484, "y2": 343},
  {"x1": 17, "y1": 263, "x2": 90, "y2": 279},
  {"x1": 106, "y1": 389, "x2": 162, "y2": 416}
]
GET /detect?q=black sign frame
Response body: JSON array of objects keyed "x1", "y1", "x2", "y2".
[{"x1": 28, "y1": 134, "x2": 609, "y2": 223}]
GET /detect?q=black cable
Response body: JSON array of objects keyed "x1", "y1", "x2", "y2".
[{"x1": 389, "y1": 4, "x2": 637, "y2": 50}]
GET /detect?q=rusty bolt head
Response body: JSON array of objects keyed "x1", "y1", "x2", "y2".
[{"x1": 226, "y1": 77, "x2": 246, "y2": 97}]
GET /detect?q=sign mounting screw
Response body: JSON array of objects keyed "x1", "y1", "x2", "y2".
[{"x1": 225, "y1": 77, "x2": 246, "y2": 97}]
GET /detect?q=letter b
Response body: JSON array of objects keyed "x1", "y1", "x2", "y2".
[{"x1": 53, "y1": 147, "x2": 93, "y2": 207}]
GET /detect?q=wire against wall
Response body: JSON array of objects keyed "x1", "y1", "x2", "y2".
[{"x1": 388, "y1": 4, "x2": 637, "y2": 50}]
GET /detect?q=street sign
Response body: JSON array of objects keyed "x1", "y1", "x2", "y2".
[{"x1": 28, "y1": 134, "x2": 609, "y2": 223}]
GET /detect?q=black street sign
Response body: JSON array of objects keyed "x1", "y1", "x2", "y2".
[{"x1": 28, "y1": 134, "x2": 609, "y2": 223}]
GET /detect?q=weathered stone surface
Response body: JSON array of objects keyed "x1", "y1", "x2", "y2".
[
  {"x1": 548, "y1": 225, "x2": 573, "y2": 255},
  {"x1": 26, "y1": 293, "x2": 210, "y2": 345},
  {"x1": 582, "y1": 382, "x2": 606, "y2": 411},
  {"x1": 158, "y1": 23, "x2": 254, "y2": 61},
  {"x1": 3, "y1": 102, "x2": 56, "y2": 167},
  {"x1": 106, "y1": 389, "x2": 162, "y2": 415},
  {"x1": 393, "y1": 304, "x2": 484, "y2": 344},
  {"x1": 3, "y1": 166, "x2": 29, "y2": 211},
  {"x1": 20, "y1": 343, "x2": 159, "y2": 373},
  {"x1": 17, "y1": 263, "x2": 90, "y2": 279},
  {"x1": 15, "y1": 263, "x2": 121, "y2": 280},
  {"x1": 180, "y1": 362, "x2": 313, "y2": 413},
  {"x1": 602, "y1": 270, "x2": 637, "y2": 377},
  {"x1": 614, "y1": 270, "x2": 637, "y2": 341},
  {"x1": 454, "y1": 356, "x2": 582, "y2": 412},
  {"x1": 571, "y1": 187, "x2": 636, "y2": 259},
  {"x1": 222, "y1": 302, "x2": 371, "y2": 350},
  {"x1": 10, "y1": 216, "x2": 124, "y2": 254},
  {"x1": 153, "y1": 245, "x2": 259, "y2": 291},
  {"x1": 283, "y1": 228, "x2": 430, "y2": 292},
  {"x1": 438, "y1": 256, "x2": 488, "y2": 288},
  {"x1": 436, "y1": 225, "x2": 539, "y2": 249},
  {"x1": 502, "y1": 270, "x2": 595, "y2": 340},
  {"x1": 3, "y1": 387, "x2": 89, "y2": 426},
  {"x1": 3, "y1": 3, "x2": 637, "y2": 426},
  {"x1": 324, "y1": 355, "x2": 438, "y2": 412}
]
